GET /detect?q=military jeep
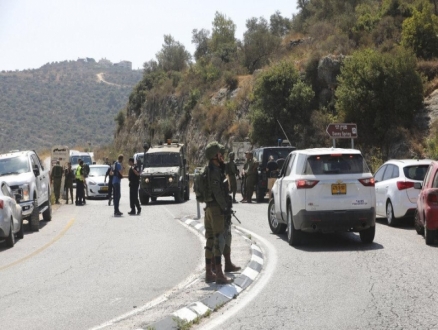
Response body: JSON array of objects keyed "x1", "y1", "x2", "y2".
[{"x1": 139, "y1": 142, "x2": 190, "y2": 204}]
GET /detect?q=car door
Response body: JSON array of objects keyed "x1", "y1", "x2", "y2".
[
  {"x1": 278, "y1": 153, "x2": 296, "y2": 220},
  {"x1": 417, "y1": 164, "x2": 435, "y2": 224},
  {"x1": 31, "y1": 154, "x2": 48, "y2": 206},
  {"x1": 273, "y1": 153, "x2": 290, "y2": 219},
  {"x1": 374, "y1": 165, "x2": 387, "y2": 215}
]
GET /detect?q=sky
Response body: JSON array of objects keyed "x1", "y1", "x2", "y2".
[{"x1": 0, "y1": 0, "x2": 299, "y2": 72}]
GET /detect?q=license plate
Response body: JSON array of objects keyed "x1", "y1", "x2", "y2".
[
  {"x1": 153, "y1": 188, "x2": 163, "y2": 192},
  {"x1": 101, "y1": 186, "x2": 108, "y2": 191},
  {"x1": 331, "y1": 183, "x2": 346, "y2": 195}
]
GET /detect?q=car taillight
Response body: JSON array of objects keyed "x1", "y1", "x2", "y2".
[
  {"x1": 0, "y1": 200, "x2": 3, "y2": 209},
  {"x1": 296, "y1": 180, "x2": 319, "y2": 189},
  {"x1": 397, "y1": 181, "x2": 414, "y2": 190},
  {"x1": 427, "y1": 192, "x2": 438, "y2": 204},
  {"x1": 359, "y1": 178, "x2": 375, "y2": 187}
]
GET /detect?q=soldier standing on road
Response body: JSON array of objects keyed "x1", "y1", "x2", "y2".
[
  {"x1": 64, "y1": 162, "x2": 75, "y2": 204},
  {"x1": 127, "y1": 157, "x2": 141, "y2": 215},
  {"x1": 203, "y1": 141, "x2": 233, "y2": 284},
  {"x1": 225, "y1": 152, "x2": 239, "y2": 203},
  {"x1": 242, "y1": 151, "x2": 258, "y2": 203},
  {"x1": 75, "y1": 160, "x2": 85, "y2": 206},
  {"x1": 50, "y1": 160, "x2": 63, "y2": 204},
  {"x1": 219, "y1": 145, "x2": 241, "y2": 275},
  {"x1": 104, "y1": 161, "x2": 114, "y2": 206},
  {"x1": 112, "y1": 154, "x2": 124, "y2": 216}
]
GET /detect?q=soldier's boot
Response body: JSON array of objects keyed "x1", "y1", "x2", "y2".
[
  {"x1": 224, "y1": 253, "x2": 241, "y2": 272},
  {"x1": 215, "y1": 264, "x2": 233, "y2": 284},
  {"x1": 205, "y1": 260, "x2": 216, "y2": 283}
]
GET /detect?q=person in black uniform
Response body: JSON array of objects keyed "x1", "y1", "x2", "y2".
[
  {"x1": 104, "y1": 161, "x2": 114, "y2": 206},
  {"x1": 128, "y1": 157, "x2": 141, "y2": 215},
  {"x1": 75, "y1": 160, "x2": 85, "y2": 206}
]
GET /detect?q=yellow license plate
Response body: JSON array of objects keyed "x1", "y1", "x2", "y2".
[
  {"x1": 331, "y1": 183, "x2": 346, "y2": 195},
  {"x1": 101, "y1": 186, "x2": 108, "y2": 191}
]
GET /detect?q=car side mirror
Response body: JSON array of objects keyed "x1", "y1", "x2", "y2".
[
  {"x1": 15, "y1": 194, "x2": 21, "y2": 203},
  {"x1": 414, "y1": 182, "x2": 422, "y2": 189},
  {"x1": 33, "y1": 165, "x2": 40, "y2": 177}
]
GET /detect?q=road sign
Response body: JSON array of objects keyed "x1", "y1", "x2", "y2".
[{"x1": 326, "y1": 123, "x2": 357, "y2": 139}]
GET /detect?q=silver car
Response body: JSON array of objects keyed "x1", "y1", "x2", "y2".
[{"x1": 0, "y1": 181, "x2": 23, "y2": 247}]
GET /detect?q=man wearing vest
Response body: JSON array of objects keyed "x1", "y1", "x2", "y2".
[
  {"x1": 51, "y1": 160, "x2": 63, "y2": 204},
  {"x1": 64, "y1": 162, "x2": 75, "y2": 204},
  {"x1": 203, "y1": 141, "x2": 233, "y2": 284},
  {"x1": 127, "y1": 157, "x2": 141, "y2": 215},
  {"x1": 75, "y1": 160, "x2": 85, "y2": 206},
  {"x1": 112, "y1": 154, "x2": 124, "y2": 216}
]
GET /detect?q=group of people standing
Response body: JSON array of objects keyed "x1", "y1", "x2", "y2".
[{"x1": 50, "y1": 160, "x2": 88, "y2": 205}]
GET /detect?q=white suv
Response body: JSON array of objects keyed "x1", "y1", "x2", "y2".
[
  {"x1": 268, "y1": 148, "x2": 376, "y2": 246},
  {"x1": 374, "y1": 159, "x2": 432, "y2": 226}
]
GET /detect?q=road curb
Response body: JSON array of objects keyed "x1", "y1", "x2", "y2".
[{"x1": 146, "y1": 217, "x2": 264, "y2": 330}]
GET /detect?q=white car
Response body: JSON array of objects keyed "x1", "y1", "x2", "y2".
[
  {"x1": 85, "y1": 165, "x2": 110, "y2": 199},
  {"x1": 0, "y1": 181, "x2": 23, "y2": 247},
  {"x1": 268, "y1": 148, "x2": 376, "y2": 246},
  {"x1": 374, "y1": 159, "x2": 432, "y2": 226}
]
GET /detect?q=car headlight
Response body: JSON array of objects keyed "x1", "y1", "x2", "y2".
[
  {"x1": 168, "y1": 177, "x2": 173, "y2": 183},
  {"x1": 21, "y1": 184, "x2": 30, "y2": 201},
  {"x1": 144, "y1": 177, "x2": 150, "y2": 183}
]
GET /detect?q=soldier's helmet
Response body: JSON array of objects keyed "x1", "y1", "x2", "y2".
[
  {"x1": 229, "y1": 152, "x2": 235, "y2": 159},
  {"x1": 219, "y1": 144, "x2": 226, "y2": 155},
  {"x1": 205, "y1": 141, "x2": 221, "y2": 160}
]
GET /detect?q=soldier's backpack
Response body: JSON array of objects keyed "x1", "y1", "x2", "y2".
[{"x1": 193, "y1": 165, "x2": 210, "y2": 203}]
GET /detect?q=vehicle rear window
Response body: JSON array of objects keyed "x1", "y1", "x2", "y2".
[
  {"x1": 303, "y1": 154, "x2": 370, "y2": 175},
  {"x1": 403, "y1": 165, "x2": 429, "y2": 181}
]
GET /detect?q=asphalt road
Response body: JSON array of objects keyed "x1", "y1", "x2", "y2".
[
  {"x1": 0, "y1": 180, "x2": 203, "y2": 330},
  {"x1": 196, "y1": 199, "x2": 438, "y2": 330},
  {"x1": 3, "y1": 186, "x2": 438, "y2": 330}
]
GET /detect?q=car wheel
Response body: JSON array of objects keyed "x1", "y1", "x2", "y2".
[
  {"x1": 359, "y1": 226, "x2": 375, "y2": 243},
  {"x1": 256, "y1": 187, "x2": 265, "y2": 203},
  {"x1": 386, "y1": 201, "x2": 396, "y2": 226},
  {"x1": 414, "y1": 210, "x2": 424, "y2": 235},
  {"x1": 139, "y1": 191, "x2": 150, "y2": 205},
  {"x1": 17, "y1": 217, "x2": 24, "y2": 239},
  {"x1": 30, "y1": 200, "x2": 40, "y2": 232},
  {"x1": 5, "y1": 218, "x2": 15, "y2": 247},
  {"x1": 268, "y1": 199, "x2": 286, "y2": 234},
  {"x1": 425, "y1": 223, "x2": 436, "y2": 245},
  {"x1": 287, "y1": 204, "x2": 302, "y2": 246},
  {"x1": 151, "y1": 197, "x2": 157, "y2": 202},
  {"x1": 175, "y1": 188, "x2": 184, "y2": 203},
  {"x1": 43, "y1": 193, "x2": 52, "y2": 221}
]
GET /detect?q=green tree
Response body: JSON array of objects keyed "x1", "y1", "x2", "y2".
[
  {"x1": 210, "y1": 12, "x2": 237, "y2": 62},
  {"x1": 242, "y1": 17, "x2": 281, "y2": 73},
  {"x1": 250, "y1": 61, "x2": 314, "y2": 146},
  {"x1": 156, "y1": 35, "x2": 191, "y2": 72},
  {"x1": 335, "y1": 48, "x2": 423, "y2": 153},
  {"x1": 192, "y1": 28, "x2": 211, "y2": 61},
  {"x1": 401, "y1": 3, "x2": 438, "y2": 59},
  {"x1": 269, "y1": 11, "x2": 291, "y2": 36}
]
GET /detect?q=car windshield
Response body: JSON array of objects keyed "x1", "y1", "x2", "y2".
[
  {"x1": 0, "y1": 156, "x2": 30, "y2": 176},
  {"x1": 263, "y1": 148, "x2": 294, "y2": 164},
  {"x1": 88, "y1": 166, "x2": 108, "y2": 177},
  {"x1": 70, "y1": 155, "x2": 92, "y2": 165},
  {"x1": 145, "y1": 153, "x2": 180, "y2": 167},
  {"x1": 303, "y1": 154, "x2": 370, "y2": 175},
  {"x1": 404, "y1": 165, "x2": 429, "y2": 180}
]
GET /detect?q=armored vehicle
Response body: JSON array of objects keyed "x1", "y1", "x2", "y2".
[{"x1": 139, "y1": 141, "x2": 190, "y2": 204}]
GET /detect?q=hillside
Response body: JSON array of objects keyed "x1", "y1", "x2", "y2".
[
  {"x1": 111, "y1": 1, "x2": 438, "y2": 169},
  {"x1": 0, "y1": 59, "x2": 142, "y2": 152}
]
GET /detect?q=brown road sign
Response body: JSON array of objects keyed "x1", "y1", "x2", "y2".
[{"x1": 326, "y1": 123, "x2": 358, "y2": 139}]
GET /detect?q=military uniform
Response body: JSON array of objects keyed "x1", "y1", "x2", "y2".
[
  {"x1": 243, "y1": 154, "x2": 258, "y2": 202},
  {"x1": 224, "y1": 152, "x2": 239, "y2": 203},
  {"x1": 202, "y1": 142, "x2": 232, "y2": 284},
  {"x1": 64, "y1": 166, "x2": 75, "y2": 204},
  {"x1": 51, "y1": 163, "x2": 63, "y2": 204}
]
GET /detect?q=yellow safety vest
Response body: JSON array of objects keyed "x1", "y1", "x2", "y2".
[{"x1": 75, "y1": 165, "x2": 83, "y2": 181}]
